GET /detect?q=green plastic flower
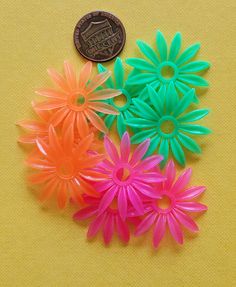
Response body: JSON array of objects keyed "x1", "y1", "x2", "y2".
[
  {"x1": 126, "y1": 31, "x2": 210, "y2": 103},
  {"x1": 126, "y1": 84, "x2": 211, "y2": 167},
  {"x1": 97, "y1": 57, "x2": 144, "y2": 137}
]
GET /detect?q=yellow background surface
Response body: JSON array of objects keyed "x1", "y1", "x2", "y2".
[{"x1": 1, "y1": 1, "x2": 236, "y2": 286}]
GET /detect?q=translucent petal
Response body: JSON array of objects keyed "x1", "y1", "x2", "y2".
[
  {"x1": 148, "y1": 85, "x2": 164, "y2": 117},
  {"x1": 78, "y1": 61, "x2": 92, "y2": 89},
  {"x1": 39, "y1": 178, "x2": 58, "y2": 201},
  {"x1": 153, "y1": 215, "x2": 166, "y2": 248},
  {"x1": 126, "y1": 73, "x2": 158, "y2": 85},
  {"x1": 177, "y1": 133, "x2": 201, "y2": 153},
  {"x1": 117, "y1": 113, "x2": 126, "y2": 138},
  {"x1": 173, "y1": 209, "x2": 199, "y2": 232},
  {"x1": 130, "y1": 139, "x2": 150, "y2": 165},
  {"x1": 57, "y1": 182, "x2": 68, "y2": 209},
  {"x1": 178, "y1": 109, "x2": 209, "y2": 122},
  {"x1": 167, "y1": 213, "x2": 183, "y2": 244},
  {"x1": 35, "y1": 100, "x2": 66, "y2": 110},
  {"x1": 135, "y1": 212, "x2": 157, "y2": 236},
  {"x1": 172, "y1": 89, "x2": 194, "y2": 117},
  {"x1": 156, "y1": 30, "x2": 167, "y2": 61},
  {"x1": 98, "y1": 186, "x2": 118, "y2": 215},
  {"x1": 104, "y1": 114, "x2": 116, "y2": 129},
  {"x1": 114, "y1": 57, "x2": 124, "y2": 88},
  {"x1": 120, "y1": 132, "x2": 130, "y2": 161},
  {"x1": 104, "y1": 135, "x2": 119, "y2": 163},
  {"x1": 73, "y1": 206, "x2": 97, "y2": 220},
  {"x1": 64, "y1": 60, "x2": 77, "y2": 90},
  {"x1": 179, "y1": 61, "x2": 210, "y2": 73},
  {"x1": 89, "y1": 89, "x2": 121, "y2": 100},
  {"x1": 171, "y1": 167, "x2": 192, "y2": 193},
  {"x1": 144, "y1": 136, "x2": 161, "y2": 157},
  {"x1": 168, "y1": 32, "x2": 182, "y2": 62},
  {"x1": 85, "y1": 109, "x2": 108, "y2": 133},
  {"x1": 164, "y1": 160, "x2": 176, "y2": 190},
  {"x1": 103, "y1": 214, "x2": 114, "y2": 245},
  {"x1": 176, "y1": 202, "x2": 208, "y2": 212},
  {"x1": 158, "y1": 139, "x2": 169, "y2": 166},
  {"x1": 178, "y1": 74, "x2": 209, "y2": 87},
  {"x1": 116, "y1": 216, "x2": 130, "y2": 243},
  {"x1": 127, "y1": 185, "x2": 144, "y2": 214},
  {"x1": 166, "y1": 82, "x2": 179, "y2": 114},
  {"x1": 47, "y1": 68, "x2": 68, "y2": 92},
  {"x1": 179, "y1": 124, "x2": 211, "y2": 135},
  {"x1": 118, "y1": 188, "x2": 128, "y2": 220},
  {"x1": 86, "y1": 71, "x2": 111, "y2": 94},
  {"x1": 87, "y1": 213, "x2": 107, "y2": 239},
  {"x1": 126, "y1": 58, "x2": 157, "y2": 72},
  {"x1": 176, "y1": 186, "x2": 206, "y2": 200},
  {"x1": 136, "y1": 40, "x2": 160, "y2": 65},
  {"x1": 97, "y1": 64, "x2": 114, "y2": 88},
  {"x1": 35, "y1": 88, "x2": 66, "y2": 99},
  {"x1": 132, "y1": 98, "x2": 158, "y2": 120},
  {"x1": 89, "y1": 102, "x2": 119, "y2": 115},
  {"x1": 170, "y1": 138, "x2": 186, "y2": 166},
  {"x1": 131, "y1": 129, "x2": 157, "y2": 144},
  {"x1": 126, "y1": 118, "x2": 157, "y2": 128},
  {"x1": 176, "y1": 43, "x2": 200, "y2": 66}
]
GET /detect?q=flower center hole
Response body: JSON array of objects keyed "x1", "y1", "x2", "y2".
[
  {"x1": 116, "y1": 167, "x2": 131, "y2": 182},
  {"x1": 113, "y1": 94, "x2": 127, "y2": 108},
  {"x1": 157, "y1": 195, "x2": 171, "y2": 209},
  {"x1": 76, "y1": 94, "x2": 85, "y2": 106},
  {"x1": 161, "y1": 65, "x2": 175, "y2": 79},
  {"x1": 160, "y1": 120, "x2": 175, "y2": 134}
]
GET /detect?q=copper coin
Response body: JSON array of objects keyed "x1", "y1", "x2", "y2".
[{"x1": 73, "y1": 11, "x2": 126, "y2": 62}]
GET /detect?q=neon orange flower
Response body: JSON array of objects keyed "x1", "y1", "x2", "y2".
[
  {"x1": 34, "y1": 61, "x2": 121, "y2": 135},
  {"x1": 27, "y1": 125, "x2": 107, "y2": 209}
]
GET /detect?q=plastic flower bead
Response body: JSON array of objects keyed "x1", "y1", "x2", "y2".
[
  {"x1": 27, "y1": 125, "x2": 106, "y2": 208},
  {"x1": 34, "y1": 61, "x2": 121, "y2": 135},
  {"x1": 94, "y1": 132, "x2": 166, "y2": 220},
  {"x1": 126, "y1": 84, "x2": 211, "y2": 166},
  {"x1": 17, "y1": 101, "x2": 51, "y2": 144},
  {"x1": 126, "y1": 30, "x2": 210, "y2": 102},
  {"x1": 135, "y1": 160, "x2": 207, "y2": 248},
  {"x1": 97, "y1": 57, "x2": 143, "y2": 137},
  {"x1": 74, "y1": 196, "x2": 135, "y2": 245}
]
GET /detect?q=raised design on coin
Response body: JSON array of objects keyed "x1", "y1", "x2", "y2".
[{"x1": 74, "y1": 11, "x2": 126, "y2": 62}]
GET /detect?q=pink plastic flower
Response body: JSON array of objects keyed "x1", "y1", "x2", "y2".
[
  {"x1": 94, "y1": 132, "x2": 166, "y2": 220},
  {"x1": 135, "y1": 160, "x2": 207, "y2": 248},
  {"x1": 73, "y1": 196, "x2": 137, "y2": 245}
]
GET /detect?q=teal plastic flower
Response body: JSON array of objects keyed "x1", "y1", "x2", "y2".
[
  {"x1": 97, "y1": 58, "x2": 143, "y2": 137},
  {"x1": 126, "y1": 84, "x2": 211, "y2": 166},
  {"x1": 126, "y1": 31, "x2": 210, "y2": 103}
]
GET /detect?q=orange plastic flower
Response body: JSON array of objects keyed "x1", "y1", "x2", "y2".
[
  {"x1": 34, "y1": 61, "x2": 121, "y2": 135},
  {"x1": 17, "y1": 101, "x2": 51, "y2": 144},
  {"x1": 27, "y1": 125, "x2": 107, "y2": 208}
]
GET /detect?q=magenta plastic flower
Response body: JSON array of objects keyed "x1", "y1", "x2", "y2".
[
  {"x1": 135, "y1": 160, "x2": 207, "y2": 248},
  {"x1": 94, "y1": 132, "x2": 166, "y2": 220},
  {"x1": 73, "y1": 196, "x2": 135, "y2": 245}
]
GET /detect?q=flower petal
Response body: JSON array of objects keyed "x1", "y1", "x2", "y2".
[
  {"x1": 34, "y1": 100, "x2": 66, "y2": 110},
  {"x1": 50, "y1": 107, "x2": 69, "y2": 126},
  {"x1": 47, "y1": 68, "x2": 68, "y2": 92},
  {"x1": 176, "y1": 43, "x2": 200, "y2": 66},
  {"x1": 126, "y1": 118, "x2": 157, "y2": 128},
  {"x1": 164, "y1": 160, "x2": 176, "y2": 190},
  {"x1": 129, "y1": 139, "x2": 150, "y2": 165},
  {"x1": 179, "y1": 61, "x2": 210, "y2": 73},
  {"x1": 64, "y1": 60, "x2": 77, "y2": 90},
  {"x1": 57, "y1": 182, "x2": 68, "y2": 209},
  {"x1": 118, "y1": 187, "x2": 128, "y2": 220},
  {"x1": 89, "y1": 102, "x2": 119, "y2": 115},
  {"x1": 173, "y1": 209, "x2": 199, "y2": 232},
  {"x1": 85, "y1": 109, "x2": 108, "y2": 133},
  {"x1": 86, "y1": 71, "x2": 111, "y2": 94},
  {"x1": 117, "y1": 113, "x2": 126, "y2": 138},
  {"x1": 35, "y1": 88, "x2": 66, "y2": 99},
  {"x1": 127, "y1": 186, "x2": 144, "y2": 215},
  {"x1": 114, "y1": 57, "x2": 124, "y2": 88},
  {"x1": 178, "y1": 109, "x2": 210, "y2": 122},
  {"x1": 131, "y1": 129, "x2": 157, "y2": 144},
  {"x1": 103, "y1": 214, "x2": 114, "y2": 245},
  {"x1": 145, "y1": 136, "x2": 161, "y2": 157},
  {"x1": 39, "y1": 178, "x2": 58, "y2": 201},
  {"x1": 179, "y1": 124, "x2": 212, "y2": 135},
  {"x1": 104, "y1": 114, "x2": 116, "y2": 129},
  {"x1": 73, "y1": 206, "x2": 98, "y2": 220},
  {"x1": 132, "y1": 181, "x2": 159, "y2": 198},
  {"x1": 132, "y1": 98, "x2": 158, "y2": 120},
  {"x1": 148, "y1": 85, "x2": 164, "y2": 117},
  {"x1": 168, "y1": 32, "x2": 182, "y2": 62},
  {"x1": 170, "y1": 138, "x2": 186, "y2": 166},
  {"x1": 87, "y1": 213, "x2": 107, "y2": 239},
  {"x1": 126, "y1": 73, "x2": 157, "y2": 85},
  {"x1": 89, "y1": 89, "x2": 121, "y2": 100},
  {"x1": 136, "y1": 155, "x2": 163, "y2": 170},
  {"x1": 126, "y1": 58, "x2": 156, "y2": 72},
  {"x1": 79, "y1": 61, "x2": 92, "y2": 89},
  {"x1": 167, "y1": 213, "x2": 183, "y2": 244},
  {"x1": 120, "y1": 132, "x2": 130, "y2": 161},
  {"x1": 177, "y1": 133, "x2": 201, "y2": 154},
  {"x1": 176, "y1": 186, "x2": 206, "y2": 200},
  {"x1": 171, "y1": 167, "x2": 192, "y2": 193},
  {"x1": 176, "y1": 202, "x2": 208, "y2": 212},
  {"x1": 158, "y1": 139, "x2": 169, "y2": 166},
  {"x1": 135, "y1": 212, "x2": 157, "y2": 236},
  {"x1": 97, "y1": 64, "x2": 114, "y2": 88},
  {"x1": 98, "y1": 186, "x2": 118, "y2": 215},
  {"x1": 116, "y1": 216, "x2": 130, "y2": 243},
  {"x1": 76, "y1": 112, "x2": 89, "y2": 138},
  {"x1": 136, "y1": 40, "x2": 160, "y2": 65},
  {"x1": 104, "y1": 135, "x2": 119, "y2": 163},
  {"x1": 172, "y1": 89, "x2": 195, "y2": 117},
  {"x1": 153, "y1": 215, "x2": 166, "y2": 248},
  {"x1": 156, "y1": 30, "x2": 167, "y2": 61},
  {"x1": 178, "y1": 74, "x2": 209, "y2": 87}
]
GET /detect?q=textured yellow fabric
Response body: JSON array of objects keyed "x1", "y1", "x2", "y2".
[{"x1": 1, "y1": 0, "x2": 236, "y2": 286}]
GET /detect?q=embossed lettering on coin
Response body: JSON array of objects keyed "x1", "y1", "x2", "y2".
[{"x1": 74, "y1": 11, "x2": 126, "y2": 62}]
